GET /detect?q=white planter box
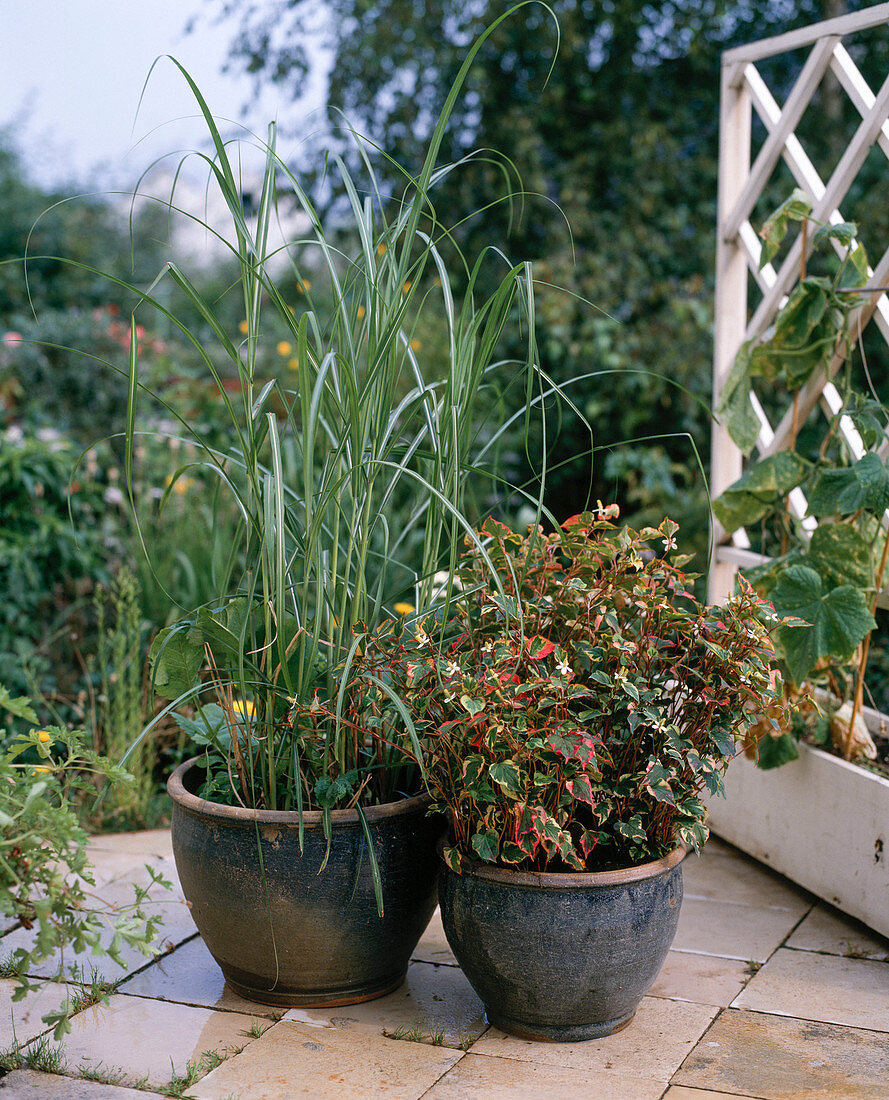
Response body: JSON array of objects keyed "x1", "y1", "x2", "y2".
[{"x1": 706, "y1": 740, "x2": 889, "y2": 940}]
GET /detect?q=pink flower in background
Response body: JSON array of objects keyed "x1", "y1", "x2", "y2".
[{"x1": 2, "y1": 332, "x2": 23, "y2": 348}]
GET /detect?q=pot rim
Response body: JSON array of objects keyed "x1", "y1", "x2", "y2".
[
  {"x1": 168, "y1": 756, "x2": 430, "y2": 826},
  {"x1": 437, "y1": 836, "x2": 686, "y2": 888}
]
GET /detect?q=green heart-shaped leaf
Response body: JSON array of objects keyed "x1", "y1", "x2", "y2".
[
  {"x1": 772, "y1": 564, "x2": 875, "y2": 683},
  {"x1": 805, "y1": 522, "x2": 874, "y2": 590},
  {"x1": 808, "y1": 453, "x2": 889, "y2": 517}
]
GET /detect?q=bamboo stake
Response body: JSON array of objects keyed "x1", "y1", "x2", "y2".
[{"x1": 845, "y1": 527, "x2": 889, "y2": 759}]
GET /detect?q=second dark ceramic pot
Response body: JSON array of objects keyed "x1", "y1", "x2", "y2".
[{"x1": 438, "y1": 844, "x2": 684, "y2": 1041}]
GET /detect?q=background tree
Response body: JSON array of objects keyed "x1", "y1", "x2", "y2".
[{"x1": 215, "y1": 0, "x2": 887, "y2": 542}]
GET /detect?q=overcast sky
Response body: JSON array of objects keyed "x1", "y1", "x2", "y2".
[{"x1": 0, "y1": 0, "x2": 326, "y2": 190}]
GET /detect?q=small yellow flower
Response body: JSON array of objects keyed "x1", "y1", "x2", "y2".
[
  {"x1": 393, "y1": 602, "x2": 415, "y2": 616},
  {"x1": 277, "y1": 341, "x2": 292, "y2": 357},
  {"x1": 402, "y1": 282, "x2": 412, "y2": 294},
  {"x1": 230, "y1": 699, "x2": 255, "y2": 718},
  {"x1": 36, "y1": 730, "x2": 52, "y2": 743},
  {"x1": 356, "y1": 305, "x2": 366, "y2": 320},
  {"x1": 238, "y1": 320, "x2": 249, "y2": 335},
  {"x1": 32, "y1": 766, "x2": 51, "y2": 775},
  {"x1": 409, "y1": 338, "x2": 422, "y2": 352},
  {"x1": 376, "y1": 242, "x2": 387, "y2": 256},
  {"x1": 287, "y1": 357, "x2": 299, "y2": 371},
  {"x1": 166, "y1": 476, "x2": 194, "y2": 496},
  {"x1": 297, "y1": 279, "x2": 311, "y2": 292}
]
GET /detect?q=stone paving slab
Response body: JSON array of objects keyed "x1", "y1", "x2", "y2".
[
  {"x1": 0, "y1": 901, "x2": 198, "y2": 983},
  {"x1": 733, "y1": 946, "x2": 889, "y2": 1030},
  {"x1": 85, "y1": 831, "x2": 174, "y2": 860},
  {"x1": 190, "y1": 1018, "x2": 463, "y2": 1099},
  {"x1": 785, "y1": 902, "x2": 889, "y2": 961},
  {"x1": 423, "y1": 1052, "x2": 667, "y2": 1099},
  {"x1": 673, "y1": 1008, "x2": 889, "y2": 1099},
  {"x1": 648, "y1": 950, "x2": 752, "y2": 1008},
  {"x1": 78, "y1": 852, "x2": 179, "y2": 894},
  {"x1": 118, "y1": 935, "x2": 281, "y2": 1019},
  {"x1": 53, "y1": 993, "x2": 268, "y2": 1089},
  {"x1": 672, "y1": 897, "x2": 804, "y2": 963},
  {"x1": 469, "y1": 997, "x2": 718, "y2": 1082},
  {"x1": 682, "y1": 848, "x2": 813, "y2": 915},
  {"x1": 0, "y1": 1069, "x2": 151, "y2": 1097},
  {"x1": 282, "y1": 960, "x2": 486, "y2": 1048},
  {"x1": 0, "y1": 978, "x2": 77, "y2": 1048}
]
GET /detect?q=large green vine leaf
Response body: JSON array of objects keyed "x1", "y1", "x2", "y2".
[
  {"x1": 808, "y1": 453, "x2": 889, "y2": 517},
  {"x1": 759, "y1": 189, "x2": 812, "y2": 267},
  {"x1": 750, "y1": 279, "x2": 834, "y2": 389},
  {"x1": 713, "y1": 452, "x2": 809, "y2": 533},
  {"x1": 149, "y1": 625, "x2": 205, "y2": 701},
  {"x1": 190, "y1": 597, "x2": 252, "y2": 658},
  {"x1": 756, "y1": 731, "x2": 800, "y2": 769},
  {"x1": 771, "y1": 564, "x2": 875, "y2": 684},
  {"x1": 812, "y1": 221, "x2": 857, "y2": 251},
  {"x1": 717, "y1": 343, "x2": 761, "y2": 455},
  {"x1": 805, "y1": 522, "x2": 874, "y2": 590}
]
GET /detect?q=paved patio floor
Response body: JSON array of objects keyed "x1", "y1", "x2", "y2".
[{"x1": 0, "y1": 830, "x2": 887, "y2": 1099}]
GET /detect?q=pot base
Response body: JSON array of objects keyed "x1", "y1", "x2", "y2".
[
  {"x1": 225, "y1": 971, "x2": 407, "y2": 1009},
  {"x1": 490, "y1": 1009, "x2": 636, "y2": 1043}
]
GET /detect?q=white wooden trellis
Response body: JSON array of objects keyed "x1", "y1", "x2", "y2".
[{"x1": 710, "y1": 4, "x2": 889, "y2": 605}]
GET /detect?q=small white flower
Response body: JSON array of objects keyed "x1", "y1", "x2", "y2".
[
  {"x1": 662, "y1": 535, "x2": 678, "y2": 551},
  {"x1": 556, "y1": 658, "x2": 571, "y2": 677},
  {"x1": 444, "y1": 659, "x2": 461, "y2": 677},
  {"x1": 430, "y1": 569, "x2": 463, "y2": 602}
]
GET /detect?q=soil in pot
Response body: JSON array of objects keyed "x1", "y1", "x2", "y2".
[
  {"x1": 168, "y1": 759, "x2": 444, "y2": 1007},
  {"x1": 438, "y1": 845, "x2": 684, "y2": 1041}
]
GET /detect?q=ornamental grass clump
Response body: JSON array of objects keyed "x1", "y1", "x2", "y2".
[
  {"x1": 357, "y1": 510, "x2": 791, "y2": 872},
  {"x1": 131, "y1": 5, "x2": 568, "y2": 827}
]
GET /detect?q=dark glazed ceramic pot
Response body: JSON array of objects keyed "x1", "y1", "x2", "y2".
[
  {"x1": 438, "y1": 844, "x2": 684, "y2": 1041},
  {"x1": 168, "y1": 758, "x2": 443, "y2": 1007}
]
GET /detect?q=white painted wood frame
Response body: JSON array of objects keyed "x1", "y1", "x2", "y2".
[{"x1": 709, "y1": 5, "x2": 889, "y2": 604}]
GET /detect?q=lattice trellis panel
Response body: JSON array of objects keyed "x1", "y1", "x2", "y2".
[{"x1": 710, "y1": 3, "x2": 889, "y2": 604}]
